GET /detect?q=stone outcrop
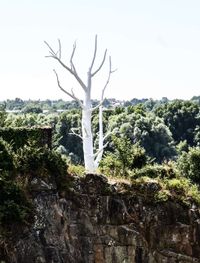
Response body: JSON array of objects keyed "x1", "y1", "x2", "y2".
[{"x1": 2, "y1": 174, "x2": 200, "y2": 263}]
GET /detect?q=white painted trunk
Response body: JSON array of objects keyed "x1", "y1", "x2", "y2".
[
  {"x1": 45, "y1": 36, "x2": 113, "y2": 173},
  {"x1": 82, "y1": 90, "x2": 96, "y2": 173},
  {"x1": 94, "y1": 105, "x2": 104, "y2": 168}
]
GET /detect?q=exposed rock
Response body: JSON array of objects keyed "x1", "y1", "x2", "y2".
[{"x1": 2, "y1": 174, "x2": 200, "y2": 262}]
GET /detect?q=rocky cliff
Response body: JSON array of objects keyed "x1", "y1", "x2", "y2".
[{"x1": 2, "y1": 174, "x2": 200, "y2": 263}]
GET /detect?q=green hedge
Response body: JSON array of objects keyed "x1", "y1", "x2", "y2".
[{"x1": 0, "y1": 127, "x2": 52, "y2": 150}]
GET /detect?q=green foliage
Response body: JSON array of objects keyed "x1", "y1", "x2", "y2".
[
  {"x1": 99, "y1": 152, "x2": 123, "y2": 177},
  {"x1": 176, "y1": 140, "x2": 189, "y2": 155},
  {"x1": 165, "y1": 178, "x2": 186, "y2": 194},
  {"x1": 177, "y1": 147, "x2": 200, "y2": 183},
  {"x1": 0, "y1": 139, "x2": 33, "y2": 227},
  {"x1": 165, "y1": 177, "x2": 200, "y2": 204},
  {"x1": 133, "y1": 115, "x2": 176, "y2": 162},
  {"x1": 131, "y1": 168, "x2": 200, "y2": 205},
  {"x1": 0, "y1": 171, "x2": 32, "y2": 226},
  {"x1": 154, "y1": 190, "x2": 169, "y2": 202},
  {"x1": 131, "y1": 162, "x2": 177, "y2": 180},
  {"x1": 108, "y1": 109, "x2": 176, "y2": 163},
  {"x1": 2, "y1": 98, "x2": 200, "y2": 172},
  {"x1": 68, "y1": 164, "x2": 85, "y2": 176},
  {"x1": 0, "y1": 129, "x2": 70, "y2": 232},
  {"x1": 15, "y1": 141, "x2": 68, "y2": 187},
  {"x1": 0, "y1": 178, "x2": 32, "y2": 225},
  {"x1": 0, "y1": 105, "x2": 7, "y2": 127},
  {"x1": 0, "y1": 138, "x2": 15, "y2": 171},
  {"x1": 22, "y1": 105, "x2": 43, "y2": 114},
  {"x1": 154, "y1": 100, "x2": 200, "y2": 146},
  {"x1": 0, "y1": 127, "x2": 52, "y2": 151},
  {"x1": 56, "y1": 110, "x2": 83, "y2": 163},
  {"x1": 100, "y1": 136, "x2": 147, "y2": 176}
]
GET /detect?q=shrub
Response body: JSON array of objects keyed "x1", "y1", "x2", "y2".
[
  {"x1": 0, "y1": 171, "x2": 32, "y2": 226},
  {"x1": 0, "y1": 127, "x2": 52, "y2": 151},
  {"x1": 0, "y1": 138, "x2": 15, "y2": 172},
  {"x1": 165, "y1": 178, "x2": 187, "y2": 194},
  {"x1": 67, "y1": 164, "x2": 85, "y2": 177},
  {"x1": 100, "y1": 136, "x2": 147, "y2": 177},
  {"x1": 131, "y1": 162, "x2": 177, "y2": 180},
  {"x1": 177, "y1": 147, "x2": 200, "y2": 183},
  {"x1": 99, "y1": 153, "x2": 124, "y2": 177},
  {"x1": 15, "y1": 141, "x2": 68, "y2": 188},
  {"x1": 130, "y1": 145, "x2": 147, "y2": 169},
  {"x1": 164, "y1": 177, "x2": 200, "y2": 204}
]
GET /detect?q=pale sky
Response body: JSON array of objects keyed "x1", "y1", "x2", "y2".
[{"x1": 0, "y1": 0, "x2": 200, "y2": 101}]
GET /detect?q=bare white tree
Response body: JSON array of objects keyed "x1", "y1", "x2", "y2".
[{"x1": 45, "y1": 36, "x2": 115, "y2": 172}]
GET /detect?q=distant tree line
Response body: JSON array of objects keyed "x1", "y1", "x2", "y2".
[
  {"x1": 0, "y1": 96, "x2": 187, "y2": 112},
  {"x1": 1, "y1": 97, "x2": 200, "y2": 165}
]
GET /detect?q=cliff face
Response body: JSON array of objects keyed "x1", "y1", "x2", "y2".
[{"x1": 3, "y1": 174, "x2": 200, "y2": 263}]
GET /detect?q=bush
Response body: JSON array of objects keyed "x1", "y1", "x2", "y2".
[
  {"x1": 165, "y1": 177, "x2": 200, "y2": 204},
  {"x1": 99, "y1": 153, "x2": 124, "y2": 177},
  {"x1": 15, "y1": 141, "x2": 68, "y2": 189},
  {"x1": 131, "y1": 162, "x2": 177, "y2": 180},
  {"x1": 177, "y1": 147, "x2": 200, "y2": 183},
  {"x1": 0, "y1": 138, "x2": 15, "y2": 172},
  {"x1": 0, "y1": 171, "x2": 32, "y2": 226},
  {"x1": 15, "y1": 140, "x2": 67, "y2": 173},
  {"x1": 0, "y1": 127, "x2": 52, "y2": 151},
  {"x1": 130, "y1": 145, "x2": 147, "y2": 169},
  {"x1": 165, "y1": 178, "x2": 187, "y2": 194},
  {"x1": 67, "y1": 164, "x2": 85, "y2": 176},
  {"x1": 100, "y1": 136, "x2": 147, "y2": 177}
]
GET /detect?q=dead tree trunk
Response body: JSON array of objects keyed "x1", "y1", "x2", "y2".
[{"x1": 45, "y1": 35, "x2": 115, "y2": 172}]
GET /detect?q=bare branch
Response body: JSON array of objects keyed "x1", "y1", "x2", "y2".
[
  {"x1": 101, "y1": 56, "x2": 116, "y2": 100},
  {"x1": 44, "y1": 40, "x2": 87, "y2": 92},
  {"x1": 53, "y1": 70, "x2": 84, "y2": 109},
  {"x1": 91, "y1": 100, "x2": 104, "y2": 112},
  {"x1": 44, "y1": 41, "x2": 57, "y2": 56},
  {"x1": 70, "y1": 41, "x2": 77, "y2": 72},
  {"x1": 91, "y1": 49, "x2": 107, "y2": 77},
  {"x1": 94, "y1": 142, "x2": 109, "y2": 158},
  {"x1": 103, "y1": 130, "x2": 113, "y2": 142},
  {"x1": 69, "y1": 128, "x2": 83, "y2": 140},
  {"x1": 71, "y1": 88, "x2": 85, "y2": 109},
  {"x1": 58, "y1": 39, "x2": 61, "y2": 59},
  {"x1": 89, "y1": 35, "x2": 97, "y2": 72}
]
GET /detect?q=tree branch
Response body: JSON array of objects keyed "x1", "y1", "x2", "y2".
[
  {"x1": 58, "y1": 39, "x2": 61, "y2": 59},
  {"x1": 53, "y1": 69, "x2": 84, "y2": 109},
  {"x1": 91, "y1": 49, "x2": 107, "y2": 77},
  {"x1": 44, "y1": 41, "x2": 57, "y2": 57},
  {"x1": 69, "y1": 128, "x2": 83, "y2": 140},
  {"x1": 91, "y1": 100, "x2": 104, "y2": 112},
  {"x1": 103, "y1": 130, "x2": 114, "y2": 142},
  {"x1": 91, "y1": 56, "x2": 116, "y2": 112},
  {"x1": 89, "y1": 35, "x2": 97, "y2": 72},
  {"x1": 101, "y1": 56, "x2": 116, "y2": 100},
  {"x1": 70, "y1": 41, "x2": 77, "y2": 72},
  {"x1": 94, "y1": 142, "x2": 109, "y2": 158},
  {"x1": 44, "y1": 40, "x2": 87, "y2": 92}
]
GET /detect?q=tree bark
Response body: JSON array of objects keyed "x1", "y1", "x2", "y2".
[{"x1": 82, "y1": 80, "x2": 95, "y2": 172}]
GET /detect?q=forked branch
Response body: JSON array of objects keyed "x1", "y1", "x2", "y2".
[
  {"x1": 89, "y1": 35, "x2": 97, "y2": 72},
  {"x1": 91, "y1": 56, "x2": 116, "y2": 112},
  {"x1": 70, "y1": 42, "x2": 77, "y2": 73},
  {"x1": 102, "y1": 56, "x2": 116, "y2": 99},
  {"x1": 88, "y1": 35, "x2": 108, "y2": 77},
  {"x1": 94, "y1": 142, "x2": 109, "y2": 158},
  {"x1": 44, "y1": 40, "x2": 87, "y2": 92},
  {"x1": 91, "y1": 49, "x2": 107, "y2": 77},
  {"x1": 69, "y1": 128, "x2": 83, "y2": 140},
  {"x1": 53, "y1": 70, "x2": 84, "y2": 109}
]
